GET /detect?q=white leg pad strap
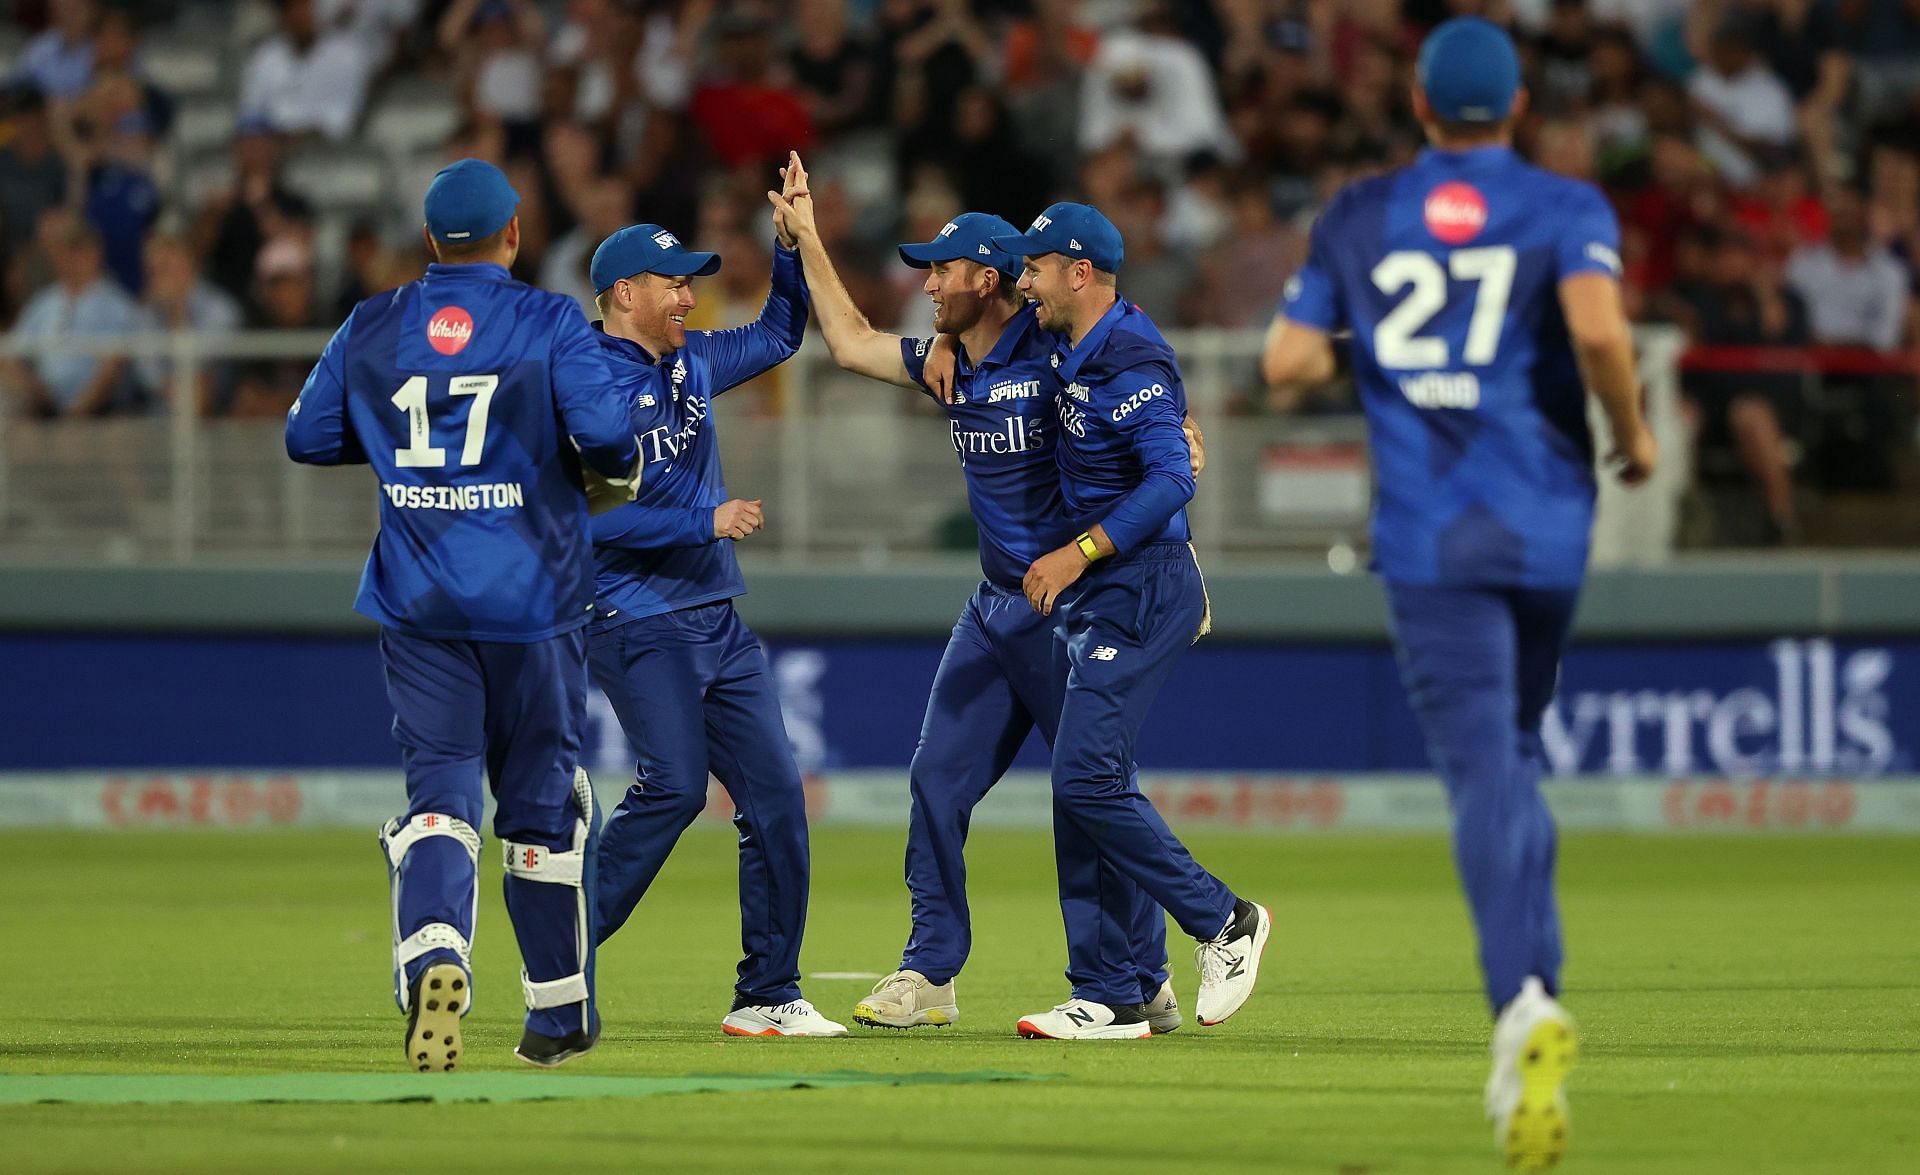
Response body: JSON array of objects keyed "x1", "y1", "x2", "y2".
[
  {"x1": 383, "y1": 812, "x2": 481, "y2": 868},
  {"x1": 397, "y1": 921, "x2": 472, "y2": 968},
  {"x1": 502, "y1": 840, "x2": 585, "y2": 885},
  {"x1": 522, "y1": 969, "x2": 590, "y2": 1009}
]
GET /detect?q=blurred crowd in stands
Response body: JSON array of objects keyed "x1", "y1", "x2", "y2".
[{"x1": 2, "y1": 0, "x2": 1919, "y2": 538}]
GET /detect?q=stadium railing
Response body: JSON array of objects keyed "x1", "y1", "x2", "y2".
[{"x1": 0, "y1": 325, "x2": 1690, "y2": 566}]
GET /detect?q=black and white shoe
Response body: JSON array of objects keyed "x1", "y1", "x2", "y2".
[
  {"x1": 404, "y1": 962, "x2": 468, "y2": 1072},
  {"x1": 1195, "y1": 899, "x2": 1271, "y2": 1025},
  {"x1": 1016, "y1": 998, "x2": 1152, "y2": 1040},
  {"x1": 514, "y1": 1023, "x2": 600, "y2": 1068}
]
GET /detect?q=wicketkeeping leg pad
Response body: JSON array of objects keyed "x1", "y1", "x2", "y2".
[{"x1": 380, "y1": 811, "x2": 482, "y2": 1013}]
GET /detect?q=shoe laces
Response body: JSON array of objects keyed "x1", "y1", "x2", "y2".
[{"x1": 1195, "y1": 939, "x2": 1235, "y2": 985}]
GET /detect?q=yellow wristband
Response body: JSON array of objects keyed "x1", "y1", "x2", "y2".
[{"x1": 1075, "y1": 532, "x2": 1104, "y2": 563}]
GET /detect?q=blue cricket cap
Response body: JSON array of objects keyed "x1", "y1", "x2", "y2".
[
  {"x1": 589, "y1": 224, "x2": 721, "y2": 294},
  {"x1": 1417, "y1": 17, "x2": 1521, "y2": 124},
  {"x1": 897, "y1": 212, "x2": 1022, "y2": 278},
  {"x1": 990, "y1": 202, "x2": 1125, "y2": 273},
  {"x1": 423, "y1": 158, "x2": 520, "y2": 243}
]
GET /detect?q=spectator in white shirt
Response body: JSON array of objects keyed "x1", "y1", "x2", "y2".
[
  {"x1": 1688, "y1": 19, "x2": 1796, "y2": 188},
  {"x1": 1078, "y1": 2, "x2": 1238, "y2": 180},
  {"x1": 239, "y1": 0, "x2": 377, "y2": 142},
  {"x1": 1785, "y1": 186, "x2": 1912, "y2": 352},
  {"x1": 3, "y1": 212, "x2": 141, "y2": 417},
  {"x1": 133, "y1": 232, "x2": 244, "y2": 415},
  {"x1": 540, "y1": 176, "x2": 633, "y2": 316}
]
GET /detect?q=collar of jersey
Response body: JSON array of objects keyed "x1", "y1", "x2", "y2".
[
  {"x1": 1417, "y1": 144, "x2": 1516, "y2": 170},
  {"x1": 424, "y1": 262, "x2": 513, "y2": 282},
  {"x1": 591, "y1": 321, "x2": 672, "y2": 368},
  {"x1": 1053, "y1": 296, "x2": 1128, "y2": 386},
  {"x1": 958, "y1": 302, "x2": 1037, "y2": 377}
]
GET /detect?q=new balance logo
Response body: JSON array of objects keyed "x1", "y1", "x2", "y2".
[
  {"x1": 1090, "y1": 646, "x2": 1119, "y2": 662},
  {"x1": 634, "y1": 394, "x2": 656, "y2": 408},
  {"x1": 1225, "y1": 953, "x2": 1246, "y2": 980},
  {"x1": 1064, "y1": 1006, "x2": 1096, "y2": 1026}
]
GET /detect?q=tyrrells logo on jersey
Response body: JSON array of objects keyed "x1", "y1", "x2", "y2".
[
  {"x1": 1424, "y1": 182, "x2": 1488, "y2": 245},
  {"x1": 427, "y1": 306, "x2": 474, "y2": 356}
]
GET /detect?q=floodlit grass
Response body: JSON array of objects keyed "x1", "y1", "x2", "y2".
[{"x1": 3, "y1": 826, "x2": 1915, "y2": 1173}]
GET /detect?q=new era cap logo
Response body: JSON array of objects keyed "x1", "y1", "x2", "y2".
[
  {"x1": 427, "y1": 306, "x2": 474, "y2": 356},
  {"x1": 1069, "y1": 238, "x2": 1082, "y2": 250},
  {"x1": 977, "y1": 244, "x2": 990, "y2": 256},
  {"x1": 652, "y1": 230, "x2": 679, "y2": 249}
]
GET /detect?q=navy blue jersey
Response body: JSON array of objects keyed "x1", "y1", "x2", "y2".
[
  {"x1": 1050, "y1": 299, "x2": 1193, "y2": 553},
  {"x1": 286, "y1": 261, "x2": 637, "y2": 642},
  {"x1": 901, "y1": 302, "x2": 1071, "y2": 589},
  {"x1": 1283, "y1": 146, "x2": 1620, "y2": 588},
  {"x1": 589, "y1": 245, "x2": 808, "y2": 625}
]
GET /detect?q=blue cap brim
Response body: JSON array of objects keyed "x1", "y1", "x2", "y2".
[
  {"x1": 897, "y1": 241, "x2": 963, "y2": 268},
  {"x1": 989, "y1": 232, "x2": 1045, "y2": 257},
  {"x1": 648, "y1": 250, "x2": 722, "y2": 278}
]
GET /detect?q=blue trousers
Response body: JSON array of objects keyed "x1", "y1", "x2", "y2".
[
  {"x1": 1050, "y1": 544, "x2": 1238, "y2": 942},
  {"x1": 381, "y1": 628, "x2": 596, "y2": 1040},
  {"x1": 1384, "y1": 580, "x2": 1578, "y2": 1014},
  {"x1": 903, "y1": 581, "x2": 1169, "y2": 1006},
  {"x1": 589, "y1": 601, "x2": 809, "y2": 1007}
]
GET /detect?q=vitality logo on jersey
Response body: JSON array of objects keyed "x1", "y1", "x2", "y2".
[
  {"x1": 427, "y1": 306, "x2": 474, "y2": 356},
  {"x1": 1423, "y1": 182, "x2": 1487, "y2": 245}
]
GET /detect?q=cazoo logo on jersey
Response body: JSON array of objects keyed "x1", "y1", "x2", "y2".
[{"x1": 1111, "y1": 383, "x2": 1168, "y2": 422}]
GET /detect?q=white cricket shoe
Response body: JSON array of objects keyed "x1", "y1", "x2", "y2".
[
  {"x1": 1145, "y1": 980, "x2": 1183, "y2": 1034},
  {"x1": 722, "y1": 998, "x2": 850, "y2": 1038},
  {"x1": 1194, "y1": 900, "x2": 1271, "y2": 1025},
  {"x1": 1016, "y1": 998, "x2": 1151, "y2": 1040},
  {"x1": 1485, "y1": 977, "x2": 1579, "y2": 1173},
  {"x1": 852, "y1": 969, "x2": 958, "y2": 1029}
]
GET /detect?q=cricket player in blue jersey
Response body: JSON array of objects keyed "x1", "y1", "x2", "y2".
[
  {"x1": 767, "y1": 154, "x2": 1191, "y2": 1038},
  {"x1": 1261, "y1": 19, "x2": 1657, "y2": 1171},
  {"x1": 584, "y1": 184, "x2": 847, "y2": 1037},
  {"x1": 286, "y1": 159, "x2": 641, "y2": 1071},
  {"x1": 989, "y1": 203, "x2": 1273, "y2": 1038}
]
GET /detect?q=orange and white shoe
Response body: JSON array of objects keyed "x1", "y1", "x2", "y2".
[
  {"x1": 1016, "y1": 998, "x2": 1151, "y2": 1040},
  {"x1": 721, "y1": 998, "x2": 849, "y2": 1037}
]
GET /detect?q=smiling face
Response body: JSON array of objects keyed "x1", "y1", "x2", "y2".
[
  {"x1": 1017, "y1": 253, "x2": 1080, "y2": 335},
  {"x1": 924, "y1": 258, "x2": 1000, "y2": 335},
  {"x1": 619, "y1": 271, "x2": 697, "y2": 355}
]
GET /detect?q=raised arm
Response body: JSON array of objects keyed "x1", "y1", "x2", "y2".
[
  {"x1": 286, "y1": 314, "x2": 368, "y2": 465},
  {"x1": 766, "y1": 152, "x2": 920, "y2": 389},
  {"x1": 692, "y1": 241, "x2": 811, "y2": 394}
]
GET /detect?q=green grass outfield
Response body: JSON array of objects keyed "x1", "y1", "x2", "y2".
[{"x1": 3, "y1": 827, "x2": 1915, "y2": 1174}]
